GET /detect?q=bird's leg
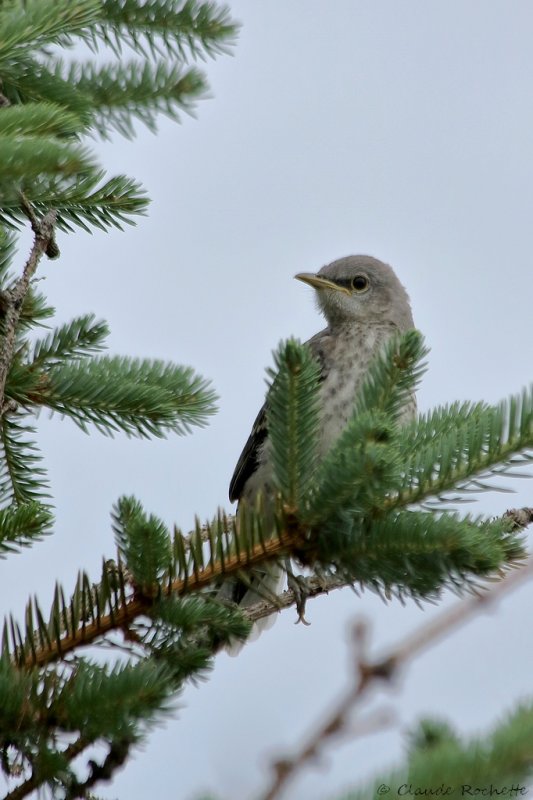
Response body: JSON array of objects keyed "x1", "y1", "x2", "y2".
[
  {"x1": 313, "y1": 564, "x2": 333, "y2": 591},
  {"x1": 284, "y1": 558, "x2": 311, "y2": 626}
]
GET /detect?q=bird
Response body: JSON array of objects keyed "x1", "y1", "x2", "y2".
[{"x1": 222, "y1": 255, "x2": 416, "y2": 649}]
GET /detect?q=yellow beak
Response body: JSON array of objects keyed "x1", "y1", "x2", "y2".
[{"x1": 294, "y1": 272, "x2": 351, "y2": 295}]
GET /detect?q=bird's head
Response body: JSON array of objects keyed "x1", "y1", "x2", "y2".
[{"x1": 295, "y1": 255, "x2": 414, "y2": 329}]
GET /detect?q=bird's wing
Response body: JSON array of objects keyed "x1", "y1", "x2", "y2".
[
  {"x1": 229, "y1": 328, "x2": 332, "y2": 502},
  {"x1": 229, "y1": 403, "x2": 268, "y2": 502}
]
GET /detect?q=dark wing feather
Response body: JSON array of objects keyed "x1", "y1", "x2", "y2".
[
  {"x1": 228, "y1": 328, "x2": 332, "y2": 503},
  {"x1": 229, "y1": 404, "x2": 267, "y2": 502}
]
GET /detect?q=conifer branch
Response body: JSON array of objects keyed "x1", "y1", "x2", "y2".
[
  {"x1": 16, "y1": 355, "x2": 218, "y2": 438},
  {"x1": 1, "y1": 734, "x2": 91, "y2": 800},
  {"x1": 0, "y1": 501, "x2": 52, "y2": 555},
  {"x1": 0, "y1": 416, "x2": 49, "y2": 505},
  {"x1": 268, "y1": 339, "x2": 321, "y2": 508},
  {"x1": 0, "y1": 659, "x2": 177, "y2": 800},
  {"x1": 9, "y1": 507, "x2": 532, "y2": 671},
  {"x1": 0, "y1": 0, "x2": 99, "y2": 62},
  {"x1": 0, "y1": 173, "x2": 148, "y2": 233},
  {"x1": 90, "y1": 0, "x2": 238, "y2": 60},
  {"x1": 260, "y1": 550, "x2": 533, "y2": 800},
  {"x1": 0, "y1": 102, "x2": 83, "y2": 138},
  {"x1": 244, "y1": 508, "x2": 533, "y2": 627},
  {"x1": 0, "y1": 200, "x2": 56, "y2": 415},
  {"x1": 63, "y1": 738, "x2": 131, "y2": 800},
  {"x1": 18, "y1": 522, "x2": 305, "y2": 669},
  {"x1": 391, "y1": 390, "x2": 533, "y2": 508},
  {"x1": 63, "y1": 60, "x2": 207, "y2": 140},
  {"x1": 0, "y1": 136, "x2": 96, "y2": 184}
]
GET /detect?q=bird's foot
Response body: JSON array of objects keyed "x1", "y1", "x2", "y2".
[
  {"x1": 286, "y1": 567, "x2": 311, "y2": 626},
  {"x1": 314, "y1": 565, "x2": 333, "y2": 592}
]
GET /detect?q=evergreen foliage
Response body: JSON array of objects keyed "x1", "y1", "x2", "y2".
[
  {"x1": 266, "y1": 338, "x2": 322, "y2": 509},
  {"x1": 339, "y1": 704, "x2": 533, "y2": 799},
  {"x1": 0, "y1": 2, "x2": 532, "y2": 798},
  {"x1": 0, "y1": 0, "x2": 234, "y2": 232},
  {"x1": 0, "y1": 2, "x2": 241, "y2": 795}
]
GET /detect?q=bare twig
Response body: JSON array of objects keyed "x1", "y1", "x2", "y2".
[
  {"x1": 260, "y1": 551, "x2": 533, "y2": 800},
  {"x1": 0, "y1": 200, "x2": 57, "y2": 414}
]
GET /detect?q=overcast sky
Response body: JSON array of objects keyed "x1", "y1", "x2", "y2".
[{"x1": 4, "y1": 2, "x2": 533, "y2": 799}]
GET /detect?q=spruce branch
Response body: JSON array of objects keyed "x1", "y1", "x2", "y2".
[
  {"x1": 259, "y1": 552, "x2": 533, "y2": 800},
  {"x1": 0, "y1": 0, "x2": 100, "y2": 63},
  {"x1": 88, "y1": 0, "x2": 238, "y2": 60},
  {"x1": 6, "y1": 507, "x2": 531, "y2": 671},
  {"x1": 0, "y1": 232, "x2": 55, "y2": 329},
  {"x1": 63, "y1": 59, "x2": 207, "y2": 140},
  {"x1": 267, "y1": 338, "x2": 321, "y2": 508},
  {"x1": 303, "y1": 330, "x2": 428, "y2": 525},
  {"x1": 14, "y1": 355, "x2": 218, "y2": 438},
  {"x1": 0, "y1": 501, "x2": 52, "y2": 555},
  {"x1": 313, "y1": 509, "x2": 526, "y2": 598},
  {"x1": 63, "y1": 738, "x2": 131, "y2": 800},
  {"x1": 0, "y1": 415, "x2": 49, "y2": 505},
  {"x1": 0, "y1": 659, "x2": 178, "y2": 800},
  {"x1": 0, "y1": 57, "x2": 94, "y2": 119},
  {"x1": 0, "y1": 227, "x2": 17, "y2": 280},
  {"x1": 0, "y1": 136, "x2": 96, "y2": 183},
  {"x1": 339, "y1": 707, "x2": 533, "y2": 800},
  {"x1": 31, "y1": 314, "x2": 109, "y2": 367},
  {"x1": 10, "y1": 509, "x2": 304, "y2": 669},
  {"x1": 0, "y1": 102, "x2": 83, "y2": 138},
  {"x1": 0, "y1": 200, "x2": 57, "y2": 415},
  {"x1": 242, "y1": 507, "x2": 533, "y2": 628},
  {"x1": 0, "y1": 173, "x2": 148, "y2": 233},
  {"x1": 2, "y1": 735, "x2": 91, "y2": 800},
  {"x1": 392, "y1": 388, "x2": 533, "y2": 508},
  {"x1": 352, "y1": 328, "x2": 428, "y2": 423}
]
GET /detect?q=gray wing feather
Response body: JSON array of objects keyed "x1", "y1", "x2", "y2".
[{"x1": 228, "y1": 329, "x2": 332, "y2": 502}]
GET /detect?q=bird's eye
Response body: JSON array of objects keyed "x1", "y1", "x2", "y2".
[{"x1": 351, "y1": 275, "x2": 369, "y2": 293}]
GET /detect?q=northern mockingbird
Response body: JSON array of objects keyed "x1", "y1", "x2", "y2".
[{"x1": 223, "y1": 255, "x2": 416, "y2": 648}]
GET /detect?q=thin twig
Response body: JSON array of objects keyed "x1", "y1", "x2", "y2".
[
  {"x1": 244, "y1": 573, "x2": 348, "y2": 625},
  {"x1": 260, "y1": 552, "x2": 533, "y2": 800},
  {"x1": 0, "y1": 200, "x2": 57, "y2": 414}
]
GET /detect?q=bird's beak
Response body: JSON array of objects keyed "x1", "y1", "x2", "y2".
[{"x1": 294, "y1": 272, "x2": 351, "y2": 295}]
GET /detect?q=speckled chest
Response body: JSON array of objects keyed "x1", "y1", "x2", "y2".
[{"x1": 318, "y1": 323, "x2": 398, "y2": 453}]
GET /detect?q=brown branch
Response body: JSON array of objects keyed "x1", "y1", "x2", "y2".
[
  {"x1": 0, "y1": 199, "x2": 57, "y2": 415},
  {"x1": 260, "y1": 552, "x2": 533, "y2": 800},
  {"x1": 23, "y1": 525, "x2": 306, "y2": 669},
  {"x1": 19, "y1": 507, "x2": 533, "y2": 670},
  {"x1": 3, "y1": 770, "x2": 41, "y2": 800},
  {"x1": 64, "y1": 739, "x2": 131, "y2": 800}
]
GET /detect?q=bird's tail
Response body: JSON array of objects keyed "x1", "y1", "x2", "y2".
[{"x1": 216, "y1": 564, "x2": 284, "y2": 656}]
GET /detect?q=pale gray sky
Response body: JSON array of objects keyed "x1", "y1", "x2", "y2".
[{"x1": 4, "y1": 2, "x2": 533, "y2": 799}]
